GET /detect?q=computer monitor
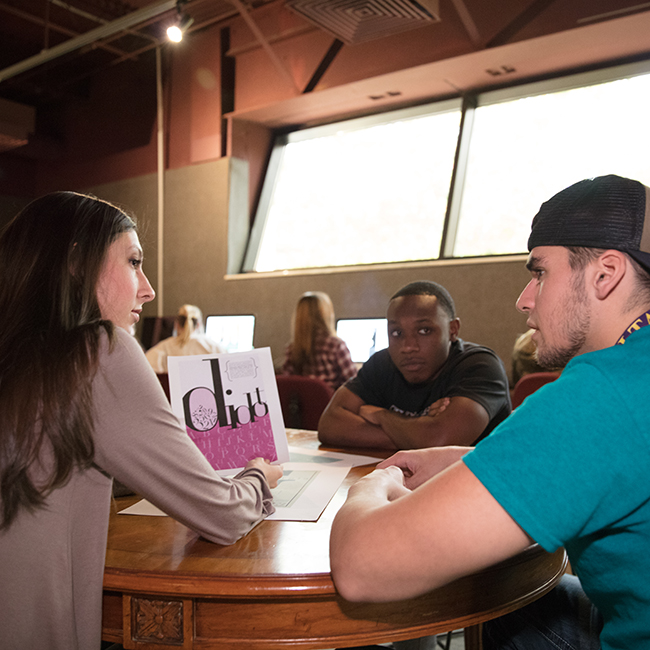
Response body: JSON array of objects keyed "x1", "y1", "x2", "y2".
[
  {"x1": 205, "y1": 314, "x2": 256, "y2": 353},
  {"x1": 336, "y1": 318, "x2": 388, "y2": 364}
]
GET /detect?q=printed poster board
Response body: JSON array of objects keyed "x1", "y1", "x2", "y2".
[{"x1": 168, "y1": 348, "x2": 289, "y2": 475}]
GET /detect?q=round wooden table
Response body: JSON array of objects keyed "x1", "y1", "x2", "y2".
[{"x1": 102, "y1": 430, "x2": 567, "y2": 649}]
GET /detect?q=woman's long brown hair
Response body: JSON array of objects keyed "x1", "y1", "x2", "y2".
[
  {"x1": 289, "y1": 292, "x2": 336, "y2": 374},
  {"x1": 0, "y1": 192, "x2": 136, "y2": 529}
]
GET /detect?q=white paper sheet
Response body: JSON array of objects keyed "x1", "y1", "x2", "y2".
[
  {"x1": 118, "y1": 462, "x2": 351, "y2": 522},
  {"x1": 287, "y1": 445, "x2": 382, "y2": 468},
  {"x1": 266, "y1": 463, "x2": 350, "y2": 521},
  {"x1": 118, "y1": 500, "x2": 167, "y2": 516}
]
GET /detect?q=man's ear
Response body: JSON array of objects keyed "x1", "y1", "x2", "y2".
[
  {"x1": 591, "y1": 250, "x2": 627, "y2": 300},
  {"x1": 449, "y1": 317, "x2": 461, "y2": 341}
]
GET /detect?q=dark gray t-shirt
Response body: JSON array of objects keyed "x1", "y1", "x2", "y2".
[{"x1": 344, "y1": 339, "x2": 511, "y2": 444}]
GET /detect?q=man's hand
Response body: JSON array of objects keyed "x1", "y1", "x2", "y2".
[
  {"x1": 349, "y1": 465, "x2": 411, "y2": 502},
  {"x1": 246, "y1": 458, "x2": 283, "y2": 488},
  {"x1": 377, "y1": 446, "x2": 472, "y2": 489},
  {"x1": 424, "y1": 397, "x2": 450, "y2": 418}
]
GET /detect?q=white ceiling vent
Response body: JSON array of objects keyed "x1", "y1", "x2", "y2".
[{"x1": 285, "y1": 0, "x2": 440, "y2": 45}]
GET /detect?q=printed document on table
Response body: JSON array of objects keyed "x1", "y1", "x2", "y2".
[
  {"x1": 288, "y1": 446, "x2": 382, "y2": 468},
  {"x1": 118, "y1": 463, "x2": 350, "y2": 521},
  {"x1": 266, "y1": 463, "x2": 350, "y2": 521}
]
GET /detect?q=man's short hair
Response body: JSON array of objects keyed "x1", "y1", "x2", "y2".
[
  {"x1": 390, "y1": 281, "x2": 456, "y2": 319},
  {"x1": 567, "y1": 246, "x2": 650, "y2": 309},
  {"x1": 528, "y1": 174, "x2": 650, "y2": 276}
]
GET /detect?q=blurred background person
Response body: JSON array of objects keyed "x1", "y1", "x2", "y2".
[
  {"x1": 281, "y1": 291, "x2": 357, "y2": 391},
  {"x1": 146, "y1": 303, "x2": 224, "y2": 373},
  {"x1": 511, "y1": 328, "x2": 563, "y2": 388},
  {"x1": 510, "y1": 328, "x2": 546, "y2": 388}
]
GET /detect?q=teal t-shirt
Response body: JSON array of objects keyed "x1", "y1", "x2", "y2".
[{"x1": 464, "y1": 326, "x2": 650, "y2": 650}]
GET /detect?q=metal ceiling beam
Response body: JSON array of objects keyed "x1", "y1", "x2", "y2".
[
  {"x1": 229, "y1": 0, "x2": 300, "y2": 94},
  {"x1": 0, "y1": 0, "x2": 179, "y2": 83},
  {"x1": 486, "y1": 0, "x2": 557, "y2": 49},
  {"x1": 50, "y1": 0, "x2": 157, "y2": 46},
  {"x1": 449, "y1": 0, "x2": 482, "y2": 46},
  {"x1": 0, "y1": 1, "x2": 139, "y2": 61}
]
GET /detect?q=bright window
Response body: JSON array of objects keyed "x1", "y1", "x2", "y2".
[
  {"x1": 453, "y1": 72, "x2": 650, "y2": 257},
  {"x1": 244, "y1": 62, "x2": 650, "y2": 273},
  {"x1": 245, "y1": 102, "x2": 462, "y2": 272}
]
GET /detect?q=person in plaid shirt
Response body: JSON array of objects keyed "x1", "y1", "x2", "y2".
[{"x1": 281, "y1": 291, "x2": 357, "y2": 391}]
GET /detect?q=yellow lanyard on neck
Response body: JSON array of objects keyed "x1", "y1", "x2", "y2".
[{"x1": 616, "y1": 310, "x2": 650, "y2": 345}]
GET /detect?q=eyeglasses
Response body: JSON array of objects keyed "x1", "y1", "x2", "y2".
[{"x1": 177, "y1": 315, "x2": 198, "y2": 328}]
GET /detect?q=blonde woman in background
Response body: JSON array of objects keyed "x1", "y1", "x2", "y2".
[
  {"x1": 510, "y1": 328, "x2": 546, "y2": 387},
  {"x1": 146, "y1": 304, "x2": 225, "y2": 373},
  {"x1": 281, "y1": 291, "x2": 357, "y2": 391},
  {"x1": 511, "y1": 328, "x2": 564, "y2": 389}
]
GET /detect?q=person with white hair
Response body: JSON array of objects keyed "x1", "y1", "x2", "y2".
[{"x1": 145, "y1": 303, "x2": 225, "y2": 373}]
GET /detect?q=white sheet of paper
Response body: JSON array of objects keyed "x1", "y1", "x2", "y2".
[
  {"x1": 266, "y1": 463, "x2": 350, "y2": 521},
  {"x1": 118, "y1": 500, "x2": 166, "y2": 516},
  {"x1": 118, "y1": 462, "x2": 350, "y2": 522},
  {"x1": 287, "y1": 446, "x2": 382, "y2": 468}
]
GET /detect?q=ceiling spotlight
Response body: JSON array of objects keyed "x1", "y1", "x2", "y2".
[{"x1": 166, "y1": 6, "x2": 193, "y2": 43}]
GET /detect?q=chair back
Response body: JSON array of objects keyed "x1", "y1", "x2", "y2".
[
  {"x1": 157, "y1": 373, "x2": 171, "y2": 401},
  {"x1": 275, "y1": 375, "x2": 334, "y2": 431},
  {"x1": 141, "y1": 316, "x2": 176, "y2": 350},
  {"x1": 511, "y1": 371, "x2": 561, "y2": 409}
]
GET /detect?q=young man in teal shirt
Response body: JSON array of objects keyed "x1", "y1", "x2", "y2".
[{"x1": 330, "y1": 174, "x2": 650, "y2": 649}]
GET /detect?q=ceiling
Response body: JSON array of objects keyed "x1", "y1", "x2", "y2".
[
  {"x1": 0, "y1": 0, "x2": 649, "y2": 150},
  {"x1": 0, "y1": 0, "x2": 269, "y2": 107}
]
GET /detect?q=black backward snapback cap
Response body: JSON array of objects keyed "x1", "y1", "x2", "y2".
[{"x1": 527, "y1": 174, "x2": 650, "y2": 273}]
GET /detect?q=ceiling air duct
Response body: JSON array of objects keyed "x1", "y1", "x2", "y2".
[{"x1": 285, "y1": 0, "x2": 440, "y2": 45}]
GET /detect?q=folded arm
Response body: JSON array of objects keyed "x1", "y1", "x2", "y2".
[
  {"x1": 364, "y1": 395, "x2": 489, "y2": 448},
  {"x1": 318, "y1": 387, "x2": 397, "y2": 448},
  {"x1": 320, "y1": 386, "x2": 489, "y2": 450}
]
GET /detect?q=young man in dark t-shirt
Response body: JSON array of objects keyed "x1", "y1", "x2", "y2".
[{"x1": 318, "y1": 281, "x2": 511, "y2": 449}]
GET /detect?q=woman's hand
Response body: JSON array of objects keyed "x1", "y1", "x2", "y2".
[{"x1": 246, "y1": 458, "x2": 283, "y2": 488}]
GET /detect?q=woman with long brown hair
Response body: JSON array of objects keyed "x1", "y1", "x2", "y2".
[
  {"x1": 0, "y1": 192, "x2": 281, "y2": 649},
  {"x1": 281, "y1": 291, "x2": 357, "y2": 391}
]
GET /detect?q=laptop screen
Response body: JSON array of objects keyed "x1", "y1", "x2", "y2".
[
  {"x1": 336, "y1": 318, "x2": 388, "y2": 364},
  {"x1": 205, "y1": 314, "x2": 256, "y2": 353}
]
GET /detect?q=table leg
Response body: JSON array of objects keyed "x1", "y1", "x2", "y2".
[{"x1": 464, "y1": 624, "x2": 482, "y2": 650}]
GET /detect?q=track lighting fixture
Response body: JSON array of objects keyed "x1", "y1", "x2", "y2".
[{"x1": 166, "y1": 2, "x2": 193, "y2": 43}]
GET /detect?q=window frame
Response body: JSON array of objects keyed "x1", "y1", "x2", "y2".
[
  {"x1": 241, "y1": 58, "x2": 650, "y2": 275},
  {"x1": 242, "y1": 98, "x2": 463, "y2": 273}
]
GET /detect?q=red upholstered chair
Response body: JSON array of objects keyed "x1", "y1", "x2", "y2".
[
  {"x1": 156, "y1": 373, "x2": 171, "y2": 401},
  {"x1": 140, "y1": 316, "x2": 176, "y2": 350},
  {"x1": 275, "y1": 375, "x2": 334, "y2": 431},
  {"x1": 511, "y1": 371, "x2": 561, "y2": 409}
]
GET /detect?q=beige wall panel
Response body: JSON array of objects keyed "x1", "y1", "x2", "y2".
[
  {"x1": 163, "y1": 159, "x2": 230, "y2": 314},
  {"x1": 88, "y1": 159, "x2": 531, "y2": 384}
]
